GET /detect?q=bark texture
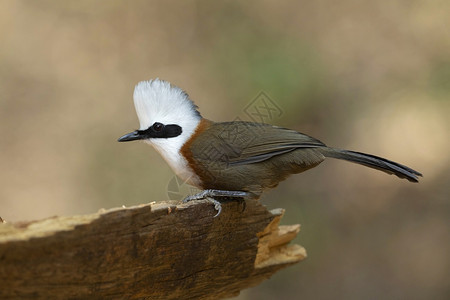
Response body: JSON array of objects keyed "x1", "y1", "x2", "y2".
[{"x1": 0, "y1": 199, "x2": 305, "y2": 299}]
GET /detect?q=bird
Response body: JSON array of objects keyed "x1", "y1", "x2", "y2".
[{"x1": 118, "y1": 79, "x2": 422, "y2": 216}]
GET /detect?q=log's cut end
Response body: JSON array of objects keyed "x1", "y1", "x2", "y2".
[
  {"x1": 255, "y1": 208, "x2": 306, "y2": 269},
  {"x1": 0, "y1": 199, "x2": 305, "y2": 300}
]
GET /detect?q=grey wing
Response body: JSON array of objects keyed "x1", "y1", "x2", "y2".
[{"x1": 197, "y1": 122, "x2": 326, "y2": 166}]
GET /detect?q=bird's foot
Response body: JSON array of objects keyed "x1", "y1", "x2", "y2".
[{"x1": 182, "y1": 189, "x2": 251, "y2": 217}]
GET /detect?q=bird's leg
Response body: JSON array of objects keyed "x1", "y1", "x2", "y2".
[
  {"x1": 183, "y1": 189, "x2": 251, "y2": 201},
  {"x1": 182, "y1": 189, "x2": 252, "y2": 217}
]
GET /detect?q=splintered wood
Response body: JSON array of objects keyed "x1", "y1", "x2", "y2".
[
  {"x1": 255, "y1": 208, "x2": 306, "y2": 269},
  {"x1": 0, "y1": 199, "x2": 305, "y2": 300}
]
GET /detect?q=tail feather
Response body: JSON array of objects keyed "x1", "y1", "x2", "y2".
[{"x1": 322, "y1": 148, "x2": 422, "y2": 182}]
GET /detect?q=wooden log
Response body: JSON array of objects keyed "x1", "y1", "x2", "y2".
[{"x1": 0, "y1": 199, "x2": 306, "y2": 299}]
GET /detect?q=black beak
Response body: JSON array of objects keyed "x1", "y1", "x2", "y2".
[{"x1": 117, "y1": 131, "x2": 143, "y2": 142}]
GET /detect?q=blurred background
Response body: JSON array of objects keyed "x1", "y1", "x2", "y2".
[{"x1": 1, "y1": 0, "x2": 449, "y2": 299}]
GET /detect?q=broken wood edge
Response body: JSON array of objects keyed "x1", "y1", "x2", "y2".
[
  {"x1": 255, "y1": 208, "x2": 306, "y2": 269},
  {"x1": 0, "y1": 200, "x2": 306, "y2": 299}
]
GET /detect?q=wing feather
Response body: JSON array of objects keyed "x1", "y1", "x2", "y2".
[{"x1": 191, "y1": 121, "x2": 325, "y2": 165}]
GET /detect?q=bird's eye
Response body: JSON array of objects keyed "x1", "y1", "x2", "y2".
[{"x1": 153, "y1": 122, "x2": 164, "y2": 132}]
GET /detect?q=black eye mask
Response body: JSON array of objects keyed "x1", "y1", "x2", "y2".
[{"x1": 138, "y1": 122, "x2": 182, "y2": 139}]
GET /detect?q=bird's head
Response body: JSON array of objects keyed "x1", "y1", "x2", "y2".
[{"x1": 118, "y1": 79, "x2": 202, "y2": 154}]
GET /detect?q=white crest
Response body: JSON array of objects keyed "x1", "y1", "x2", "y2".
[
  {"x1": 133, "y1": 79, "x2": 201, "y2": 130},
  {"x1": 132, "y1": 79, "x2": 202, "y2": 186}
]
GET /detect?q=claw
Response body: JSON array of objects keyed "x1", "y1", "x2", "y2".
[{"x1": 210, "y1": 198, "x2": 222, "y2": 217}]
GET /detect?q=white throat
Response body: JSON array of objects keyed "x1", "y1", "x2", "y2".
[
  {"x1": 133, "y1": 79, "x2": 202, "y2": 186},
  {"x1": 145, "y1": 124, "x2": 200, "y2": 185}
]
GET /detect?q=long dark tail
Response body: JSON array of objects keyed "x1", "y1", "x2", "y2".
[{"x1": 321, "y1": 148, "x2": 422, "y2": 182}]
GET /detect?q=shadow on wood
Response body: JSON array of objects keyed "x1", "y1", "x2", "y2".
[{"x1": 0, "y1": 199, "x2": 306, "y2": 299}]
